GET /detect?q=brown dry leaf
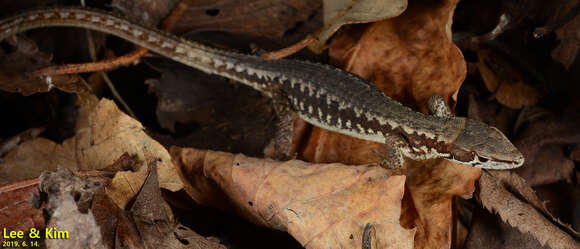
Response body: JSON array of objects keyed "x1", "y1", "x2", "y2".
[
  {"x1": 477, "y1": 172, "x2": 580, "y2": 249},
  {"x1": 0, "y1": 37, "x2": 87, "y2": 96},
  {"x1": 310, "y1": 0, "x2": 407, "y2": 52},
  {"x1": 551, "y1": 5, "x2": 580, "y2": 69},
  {"x1": 465, "y1": 207, "x2": 551, "y2": 249},
  {"x1": 115, "y1": 0, "x2": 321, "y2": 38},
  {"x1": 296, "y1": 0, "x2": 478, "y2": 248},
  {"x1": 514, "y1": 145, "x2": 575, "y2": 186},
  {"x1": 328, "y1": 0, "x2": 465, "y2": 112},
  {"x1": 477, "y1": 47, "x2": 543, "y2": 109},
  {"x1": 0, "y1": 179, "x2": 43, "y2": 246},
  {"x1": 0, "y1": 98, "x2": 183, "y2": 206},
  {"x1": 0, "y1": 138, "x2": 77, "y2": 185},
  {"x1": 112, "y1": 0, "x2": 181, "y2": 27},
  {"x1": 170, "y1": 146, "x2": 415, "y2": 249}
]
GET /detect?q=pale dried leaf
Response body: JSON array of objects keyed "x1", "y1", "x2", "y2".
[
  {"x1": 170, "y1": 147, "x2": 415, "y2": 249},
  {"x1": 0, "y1": 98, "x2": 183, "y2": 205}
]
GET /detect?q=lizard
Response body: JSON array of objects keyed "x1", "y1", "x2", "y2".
[{"x1": 0, "y1": 7, "x2": 525, "y2": 169}]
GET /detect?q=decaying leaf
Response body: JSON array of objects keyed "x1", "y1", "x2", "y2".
[
  {"x1": 477, "y1": 47, "x2": 543, "y2": 109},
  {"x1": 170, "y1": 146, "x2": 415, "y2": 249}
]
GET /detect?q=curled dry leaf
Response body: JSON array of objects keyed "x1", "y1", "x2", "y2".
[
  {"x1": 0, "y1": 98, "x2": 183, "y2": 208},
  {"x1": 477, "y1": 172, "x2": 580, "y2": 249},
  {"x1": 311, "y1": 0, "x2": 407, "y2": 52},
  {"x1": 170, "y1": 146, "x2": 415, "y2": 249},
  {"x1": 296, "y1": 0, "x2": 478, "y2": 248},
  {"x1": 477, "y1": 47, "x2": 543, "y2": 109}
]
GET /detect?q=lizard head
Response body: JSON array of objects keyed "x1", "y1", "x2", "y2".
[{"x1": 448, "y1": 119, "x2": 524, "y2": 169}]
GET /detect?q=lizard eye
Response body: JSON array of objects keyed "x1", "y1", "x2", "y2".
[{"x1": 478, "y1": 157, "x2": 489, "y2": 163}]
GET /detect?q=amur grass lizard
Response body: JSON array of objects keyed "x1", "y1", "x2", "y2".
[{"x1": 0, "y1": 7, "x2": 525, "y2": 169}]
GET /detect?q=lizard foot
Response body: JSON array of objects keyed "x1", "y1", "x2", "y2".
[{"x1": 428, "y1": 94, "x2": 451, "y2": 118}]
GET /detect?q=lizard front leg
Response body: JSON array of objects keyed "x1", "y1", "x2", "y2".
[{"x1": 428, "y1": 94, "x2": 452, "y2": 118}]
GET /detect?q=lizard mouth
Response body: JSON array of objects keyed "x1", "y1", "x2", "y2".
[
  {"x1": 470, "y1": 152, "x2": 524, "y2": 169},
  {"x1": 448, "y1": 152, "x2": 524, "y2": 169}
]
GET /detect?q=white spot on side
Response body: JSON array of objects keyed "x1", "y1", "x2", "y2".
[
  {"x1": 147, "y1": 35, "x2": 159, "y2": 43},
  {"x1": 299, "y1": 102, "x2": 305, "y2": 110},
  {"x1": 337, "y1": 117, "x2": 342, "y2": 127},
  {"x1": 27, "y1": 15, "x2": 38, "y2": 21},
  {"x1": 367, "y1": 128, "x2": 374, "y2": 134},
  {"x1": 75, "y1": 13, "x2": 86, "y2": 19},
  {"x1": 356, "y1": 124, "x2": 365, "y2": 133},
  {"x1": 234, "y1": 65, "x2": 244, "y2": 73},
  {"x1": 119, "y1": 24, "x2": 129, "y2": 31},
  {"x1": 326, "y1": 114, "x2": 332, "y2": 123},
  {"x1": 161, "y1": 41, "x2": 172, "y2": 48},
  {"x1": 132, "y1": 29, "x2": 143, "y2": 37},
  {"x1": 43, "y1": 13, "x2": 55, "y2": 18},
  {"x1": 353, "y1": 107, "x2": 362, "y2": 117},
  {"x1": 213, "y1": 59, "x2": 224, "y2": 68},
  {"x1": 316, "y1": 88, "x2": 326, "y2": 98},
  {"x1": 225, "y1": 62, "x2": 234, "y2": 70},
  {"x1": 45, "y1": 76, "x2": 53, "y2": 90},
  {"x1": 317, "y1": 108, "x2": 323, "y2": 119},
  {"x1": 105, "y1": 19, "x2": 115, "y2": 26},
  {"x1": 299, "y1": 83, "x2": 305, "y2": 93},
  {"x1": 346, "y1": 120, "x2": 352, "y2": 129},
  {"x1": 90, "y1": 16, "x2": 100, "y2": 22},
  {"x1": 175, "y1": 45, "x2": 186, "y2": 54},
  {"x1": 308, "y1": 106, "x2": 313, "y2": 114}
]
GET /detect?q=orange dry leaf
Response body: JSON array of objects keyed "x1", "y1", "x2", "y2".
[
  {"x1": 294, "y1": 0, "x2": 483, "y2": 248},
  {"x1": 171, "y1": 146, "x2": 415, "y2": 249}
]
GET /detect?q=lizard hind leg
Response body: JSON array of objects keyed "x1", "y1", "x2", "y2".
[
  {"x1": 267, "y1": 90, "x2": 296, "y2": 160},
  {"x1": 428, "y1": 94, "x2": 452, "y2": 118}
]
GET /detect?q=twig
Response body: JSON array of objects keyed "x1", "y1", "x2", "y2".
[
  {"x1": 457, "y1": 14, "x2": 511, "y2": 50},
  {"x1": 533, "y1": 3, "x2": 580, "y2": 38},
  {"x1": 31, "y1": 1, "x2": 187, "y2": 76}
]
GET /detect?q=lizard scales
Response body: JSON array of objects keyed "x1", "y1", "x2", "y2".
[{"x1": 0, "y1": 7, "x2": 524, "y2": 169}]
